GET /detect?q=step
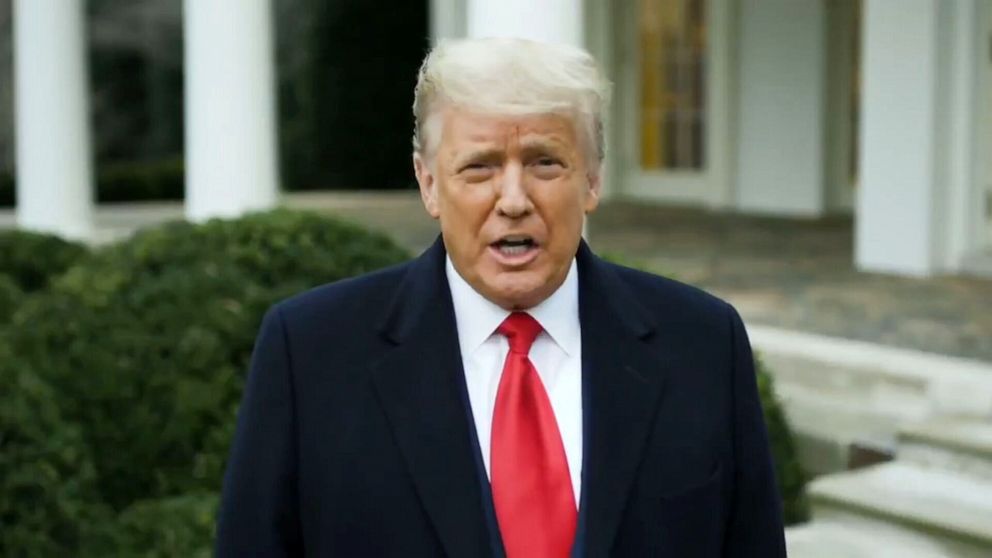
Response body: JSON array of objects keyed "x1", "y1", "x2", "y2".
[
  {"x1": 899, "y1": 417, "x2": 992, "y2": 480},
  {"x1": 787, "y1": 517, "x2": 967, "y2": 558},
  {"x1": 749, "y1": 325, "x2": 992, "y2": 418},
  {"x1": 808, "y1": 461, "x2": 992, "y2": 556},
  {"x1": 748, "y1": 325, "x2": 992, "y2": 476},
  {"x1": 774, "y1": 383, "x2": 910, "y2": 475}
]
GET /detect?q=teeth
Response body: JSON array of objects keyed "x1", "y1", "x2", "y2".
[{"x1": 498, "y1": 244, "x2": 531, "y2": 256}]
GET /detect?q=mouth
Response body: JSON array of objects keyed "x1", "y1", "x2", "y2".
[{"x1": 488, "y1": 234, "x2": 541, "y2": 266}]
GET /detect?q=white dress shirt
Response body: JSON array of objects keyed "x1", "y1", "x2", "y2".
[{"x1": 446, "y1": 256, "x2": 583, "y2": 505}]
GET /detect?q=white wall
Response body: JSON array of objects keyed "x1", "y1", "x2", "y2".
[
  {"x1": 467, "y1": 0, "x2": 584, "y2": 46},
  {"x1": 735, "y1": 0, "x2": 827, "y2": 217},
  {"x1": 855, "y1": 0, "x2": 981, "y2": 276},
  {"x1": 856, "y1": 0, "x2": 939, "y2": 276}
]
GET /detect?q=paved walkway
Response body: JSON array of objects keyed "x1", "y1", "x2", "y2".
[
  {"x1": 588, "y1": 201, "x2": 992, "y2": 364},
  {"x1": 4, "y1": 191, "x2": 991, "y2": 362}
]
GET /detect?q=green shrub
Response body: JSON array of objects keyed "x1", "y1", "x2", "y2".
[
  {"x1": 756, "y1": 358, "x2": 809, "y2": 524},
  {"x1": 0, "y1": 344, "x2": 106, "y2": 557},
  {"x1": 0, "y1": 275, "x2": 21, "y2": 323},
  {"x1": 5, "y1": 209, "x2": 410, "y2": 524},
  {"x1": 82, "y1": 493, "x2": 218, "y2": 558},
  {"x1": 0, "y1": 230, "x2": 89, "y2": 292}
]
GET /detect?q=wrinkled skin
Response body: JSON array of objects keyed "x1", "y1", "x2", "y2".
[{"x1": 415, "y1": 106, "x2": 601, "y2": 310}]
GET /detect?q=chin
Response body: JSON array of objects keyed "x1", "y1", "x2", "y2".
[{"x1": 488, "y1": 280, "x2": 549, "y2": 310}]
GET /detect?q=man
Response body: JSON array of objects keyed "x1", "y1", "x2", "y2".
[{"x1": 216, "y1": 38, "x2": 786, "y2": 557}]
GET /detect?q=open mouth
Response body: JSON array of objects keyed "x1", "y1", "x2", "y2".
[{"x1": 491, "y1": 235, "x2": 538, "y2": 257}]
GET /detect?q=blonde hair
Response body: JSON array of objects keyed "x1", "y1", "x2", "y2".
[{"x1": 412, "y1": 37, "x2": 611, "y2": 166}]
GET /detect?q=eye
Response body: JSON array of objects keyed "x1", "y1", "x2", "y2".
[
  {"x1": 530, "y1": 156, "x2": 565, "y2": 179},
  {"x1": 459, "y1": 162, "x2": 494, "y2": 182}
]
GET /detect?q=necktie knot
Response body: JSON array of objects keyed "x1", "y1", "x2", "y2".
[{"x1": 498, "y1": 312, "x2": 543, "y2": 354}]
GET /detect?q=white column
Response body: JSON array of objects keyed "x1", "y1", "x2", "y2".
[
  {"x1": 735, "y1": 0, "x2": 827, "y2": 217},
  {"x1": 431, "y1": 0, "x2": 467, "y2": 44},
  {"x1": 13, "y1": 0, "x2": 93, "y2": 240},
  {"x1": 467, "y1": 0, "x2": 583, "y2": 46},
  {"x1": 184, "y1": 0, "x2": 279, "y2": 222},
  {"x1": 855, "y1": 0, "x2": 945, "y2": 276}
]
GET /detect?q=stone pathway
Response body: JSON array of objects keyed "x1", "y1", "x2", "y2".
[{"x1": 585, "y1": 201, "x2": 992, "y2": 364}]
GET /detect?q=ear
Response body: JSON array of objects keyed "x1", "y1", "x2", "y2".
[
  {"x1": 414, "y1": 153, "x2": 441, "y2": 219},
  {"x1": 583, "y1": 168, "x2": 602, "y2": 214}
]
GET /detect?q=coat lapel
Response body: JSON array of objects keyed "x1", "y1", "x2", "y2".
[
  {"x1": 575, "y1": 242, "x2": 669, "y2": 557},
  {"x1": 370, "y1": 238, "x2": 492, "y2": 558}
]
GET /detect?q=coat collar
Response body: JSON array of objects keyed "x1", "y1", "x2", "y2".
[
  {"x1": 573, "y1": 240, "x2": 668, "y2": 556},
  {"x1": 372, "y1": 237, "x2": 668, "y2": 557},
  {"x1": 377, "y1": 237, "x2": 656, "y2": 343},
  {"x1": 371, "y1": 236, "x2": 493, "y2": 557}
]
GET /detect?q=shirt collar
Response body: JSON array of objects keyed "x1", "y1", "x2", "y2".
[{"x1": 445, "y1": 255, "x2": 580, "y2": 357}]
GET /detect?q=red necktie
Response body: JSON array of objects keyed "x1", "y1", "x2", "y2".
[{"x1": 491, "y1": 312, "x2": 576, "y2": 558}]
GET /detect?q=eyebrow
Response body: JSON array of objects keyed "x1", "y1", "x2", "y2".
[
  {"x1": 450, "y1": 137, "x2": 569, "y2": 168},
  {"x1": 451, "y1": 148, "x2": 504, "y2": 168},
  {"x1": 520, "y1": 137, "x2": 567, "y2": 154}
]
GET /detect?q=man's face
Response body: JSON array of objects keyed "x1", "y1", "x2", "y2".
[{"x1": 415, "y1": 106, "x2": 601, "y2": 310}]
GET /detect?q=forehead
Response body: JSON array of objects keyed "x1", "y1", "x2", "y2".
[{"x1": 438, "y1": 106, "x2": 579, "y2": 151}]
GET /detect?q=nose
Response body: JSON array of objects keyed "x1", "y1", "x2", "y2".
[{"x1": 495, "y1": 162, "x2": 532, "y2": 219}]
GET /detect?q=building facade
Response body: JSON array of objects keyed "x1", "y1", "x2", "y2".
[
  {"x1": 10, "y1": 0, "x2": 992, "y2": 278},
  {"x1": 435, "y1": 0, "x2": 992, "y2": 278}
]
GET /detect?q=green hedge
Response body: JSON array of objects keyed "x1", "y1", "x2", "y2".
[
  {"x1": 0, "y1": 348, "x2": 105, "y2": 556},
  {"x1": 1, "y1": 209, "x2": 410, "y2": 555},
  {"x1": 0, "y1": 231, "x2": 89, "y2": 292},
  {"x1": 83, "y1": 493, "x2": 218, "y2": 558},
  {"x1": 0, "y1": 275, "x2": 21, "y2": 324},
  {"x1": 757, "y1": 358, "x2": 809, "y2": 524}
]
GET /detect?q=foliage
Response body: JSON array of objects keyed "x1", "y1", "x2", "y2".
[
  {"x1": 83, "y1": 493, "x2": 218, "y2": 558},
  {"x1": 0, "y1": 230, "x2": 89, "y2": 292},
  {"x1": 0, "y1": 274, "x2": 21, "y2": 323},
  {"x1": 0, "y1": 345, "x2": 105, "y2": 557},
  {"x1": 2, "y1": 209, "x2": 410, "y2": 553},
  {"x1": 756, "y1": 358, "x2": 810, "y2": 524}
]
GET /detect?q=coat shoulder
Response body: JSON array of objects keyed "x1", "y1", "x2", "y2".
[
  {"x1": 270, "y1": 259, "x2": 414, "y2": 328},
  {"x1": 604, "y1": 260, "x2": 737, "y2": 325}
]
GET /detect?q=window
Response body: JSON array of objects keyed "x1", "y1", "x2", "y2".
[{"x1": 638, "y1": 0, "x2": 707, "y2": 171}]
